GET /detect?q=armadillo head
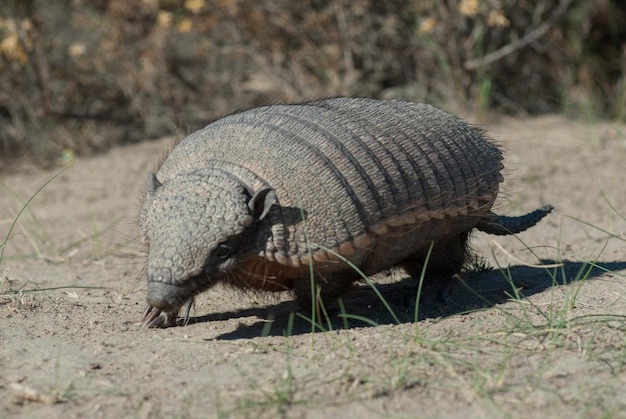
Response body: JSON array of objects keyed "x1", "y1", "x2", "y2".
[{"x1": 140, "y1": 169, "x2": 275, "y2": 316}]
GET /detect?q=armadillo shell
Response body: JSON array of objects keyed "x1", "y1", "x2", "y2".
[{"x1": 158, "y1": 98, "x2": 503, "y2": 267}]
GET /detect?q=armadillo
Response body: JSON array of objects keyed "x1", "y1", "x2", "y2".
[{"x1": 139, "y1": 97, "x2": 553, "y2": 327}]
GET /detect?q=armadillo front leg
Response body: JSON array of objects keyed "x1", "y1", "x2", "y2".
[{"x1": 292, "y1": 271, "x2": 359, "y2": 313}]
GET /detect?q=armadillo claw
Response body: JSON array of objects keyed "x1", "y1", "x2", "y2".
[
  {"x1": 141, "y1": 305, "x2": 178, "y2": 328},
  {"x1": 141, "y1": 299, "x2": 194, "y2": 328}
]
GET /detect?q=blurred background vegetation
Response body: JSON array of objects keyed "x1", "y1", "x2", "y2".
[{"x1": 0, "y1": 0, "x2": 624, "y2": 169}]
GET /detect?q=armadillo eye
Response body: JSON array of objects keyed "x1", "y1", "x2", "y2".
[{"x1": 213, "y1": 243, "x2": 232, "y2": 259}]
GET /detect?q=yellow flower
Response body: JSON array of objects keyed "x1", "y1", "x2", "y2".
[
  {"x1": 459, "y1": 0, "x2": 479, "y2": 16},
  {"x1": 487, "y1": 10, "x2": 510, "y2": 27},
  {"x1": 177, "y1": 18, "x2": 193, "y2": 33},
  {"x1": 1, "y1": 32, "x2": 27, "y2": 63},
  {"x1": 0, "y1": 19, "x2": 28, "y2": 63},
  {"x1": 419, "y1": 17, "x2": 436, "y2": 34},
  {"x1": 158, "y1": 11, "x2": 173, "y2": 29},
  {"x1": 68, "y1": 42, "x2": 86, "y2": 57},
  {"x1": 184, "y1": 0, "x2": 205, "y2": 14}
]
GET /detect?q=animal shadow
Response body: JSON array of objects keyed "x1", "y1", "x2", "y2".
[{"x1": 192, "y1": 260, "x2": 626, "y2": 340}]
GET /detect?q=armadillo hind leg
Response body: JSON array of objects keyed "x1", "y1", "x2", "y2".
[
  {"x1": 476, "y1": 205, "x2": 554, "y2": 236},
  {"x1": 401, "y1": 231, "x2": 471, "y2": 278}
]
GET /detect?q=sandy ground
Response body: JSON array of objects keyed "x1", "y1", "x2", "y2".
[{"x1": 1, "y1": 114, "x2": 625, "y2": 418}]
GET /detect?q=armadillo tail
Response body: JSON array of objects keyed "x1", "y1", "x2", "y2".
[{"x1": 476, "y1": 205, "x2": 554, "y2": 236}]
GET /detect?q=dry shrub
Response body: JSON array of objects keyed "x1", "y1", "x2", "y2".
[{"x1": 0, "y1": 0, "x2": 624, "y2": 168}]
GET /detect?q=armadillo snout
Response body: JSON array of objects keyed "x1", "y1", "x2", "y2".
[{"x1": 146, "y1": 281, "x2": 189, "y2": 313}]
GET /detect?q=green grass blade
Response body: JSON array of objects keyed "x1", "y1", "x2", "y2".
[{"x1": 1, "y1": 166, "x2": 72, "y2": 264}]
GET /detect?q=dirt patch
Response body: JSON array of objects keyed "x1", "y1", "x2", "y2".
[{"x1": 1, "y1": 115, "x2": 625, "y2": 418}]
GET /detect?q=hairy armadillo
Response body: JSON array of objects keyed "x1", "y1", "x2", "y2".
[{"x1": 139, "y1": 97, "x2": 552, "y2": 327}]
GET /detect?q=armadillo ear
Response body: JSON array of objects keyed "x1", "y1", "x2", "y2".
[
  {"x1": 249, "y1": 188, "x2": 276, "y2": 221},
  {"x1": 146, "y1": 172, "x2": 162, "y2": 195}
]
